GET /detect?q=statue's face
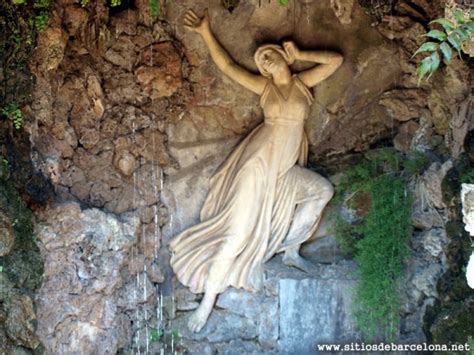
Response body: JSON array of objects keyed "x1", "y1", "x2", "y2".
[{"x1": 259, "y1": 49, "x2": 287, "y2": 75}]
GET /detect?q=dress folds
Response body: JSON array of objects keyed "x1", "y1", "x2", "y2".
[{"x1": 170, "y1": 75, "x2": 314, "y2": 294}]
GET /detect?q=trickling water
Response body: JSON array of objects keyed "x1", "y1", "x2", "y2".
[
  {"x1": 160, "y1": 292, "x2": 163, "y2": 321},
  {"x1": 144, "y1": 264, "x2": 149, "y2": 354},
  {"x1": 169, "y1": 213, "x2": 174, "y2": 237}
]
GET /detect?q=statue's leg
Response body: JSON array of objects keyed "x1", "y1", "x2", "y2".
[
  {"x1": 188, "y1": 166, "x2": 263, "y2": 332},
  {"x1": 188, "y1": 291, "x2": 218, "y2": 333},
  {"x1": 282, "y1": 166, "x2": 333, "y2": 272}
]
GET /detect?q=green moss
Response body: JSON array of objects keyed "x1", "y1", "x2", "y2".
[
  {"x1": 430, "y1": 302, "x2": 474, "y2": 346},
  {"x1": 402, "y1": 151, "x2": 430, "y2": 176},
  {"x1": 0, "y1": 175, "x2": 43, "y2": 290}
]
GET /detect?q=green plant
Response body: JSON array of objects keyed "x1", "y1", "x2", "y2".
[
  {"x1": 33, "y1": 0, "x2": 50, "y2": 31},
  {"x1": 170, "y1": 329, "x2": 180, "y2": 339},
  {"x1": 110, "y1": 0, "x2": 121, "y2": 6},
  {"x1": 468, "y1": 336, "x2": 474, "y2": 355},
  {"x1": 354, "y1": 175, "x2": 411, "y2": 339},
  {"x1": 278, "y1": 0, "x2": 289, "y2": 6},
  {"x1": 149, "y1": 0, "x2": 159, "y2": 17},
  {"x1": 402, "y1": 151, "x2": 430, "y2": 176},
  {"x1": 80, "y1": 0, "x2": 89, "y2": 7},
  {"x1": 2, "y1": 102, "x2": 23, "y2": 129},
  {"x1": 461, "y1": 167, "x2": 474, "y2": 184},
  {"x1": 413, "y1": 7, "x2": 474, "y2": 84},
  {"x1": 33, "y1": 10, "x2": 49, "y2": 31},
  {"x1": 331, "y1": 149, "x2": 416, "y2": 340},
  {"x1": 149, "y1": 328, "x2": 163, "y2": 342}
]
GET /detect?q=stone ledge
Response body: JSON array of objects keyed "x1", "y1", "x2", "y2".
[{"x1": 173, "y1": 256, "x2": 361, "y2": 354}]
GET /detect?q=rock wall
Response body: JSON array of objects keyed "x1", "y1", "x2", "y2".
[
  {"x1": 17, "y1": 0, "x2": 473, "y2": 353},
  {"x1": 172, "y1": 258, "x2": 360, "y2": 354},
  {"x1": 35, "y1": 203, "x2": 140, "y2": 353}
]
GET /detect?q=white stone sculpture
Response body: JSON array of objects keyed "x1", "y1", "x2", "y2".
[
  {"x1": 461, "y1": 183, "x2": 474, "y2": 289},
  {"x1": 170, "y1": 9, "x2": 343, "y2": 332}
]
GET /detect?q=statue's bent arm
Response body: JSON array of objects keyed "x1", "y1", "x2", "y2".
[
  {"x1": 296, "y1": 50, "x2": 344, "y2": 87},
  {"x1": 200, "y1": 30, "x2": 267, "y2": 95}
]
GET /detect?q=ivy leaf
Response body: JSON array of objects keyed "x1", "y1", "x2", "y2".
[
  {"x1": 412, "y1": 42, "x2": 439, "y2": 57},
  {"x1": 430, "y1": 18, "x2": 455, "y2": 32},
  {"x1": 440, "y1": 41, "x2": 452, "y2": 63},
  {"x1": 455, "y1": 27, "x2": 470, "y2": 41},
  {"x1": 278, "y1": 0, "x2": 290, "y2": 6},
  {"x1": 427, "y1": 52, "x2": 440, "y2": 79},
  {"x1": 423, "y1": 29, "x2": 447, "y2": 41},
  {"x1": 417, "y1": 56, "x2": 432, "y2": 85},
  {"x1": 447, "y1": 33, "x2": 462, "y2": 56},
  {"x1": 453, "y1": 8, "x2": 465, "y2": 24}
]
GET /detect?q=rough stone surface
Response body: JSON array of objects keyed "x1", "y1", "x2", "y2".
[
  {"x1": 28, "y1": 5, "x2": 179, "y2": 218},
  {"x1": 35, "y1": 202, "x2": 141, "y2": 354},
  {"x1": 173, "y1": 256, "x2": 360, "y2": 353},
  {"x1": 5, "y1": 294, "x2": 40, "y2": 350},
  {"x1": 394, "y1": 120, "x2": 420, "y2": 152},
  {"x1": 0, "y1": 210, "x2": 14, "y2": 257},
  {"x1": 278, "y1": 277, "x2": 358, "y2": 352}
]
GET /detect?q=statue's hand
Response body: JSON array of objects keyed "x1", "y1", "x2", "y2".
[
  {"x1": 184, "y1": 9, "x2": 210, "y2": 35},
  {"x1": 283, "y1": 41, "x2": 299, "y2": 64}
]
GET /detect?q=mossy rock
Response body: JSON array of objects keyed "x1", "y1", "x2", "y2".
[{"x1": 429, "y1": 298, "x2": 474, "y2": 346}]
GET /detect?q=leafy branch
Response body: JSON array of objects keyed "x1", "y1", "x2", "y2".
[{"x1": 413, "y1": 7, "x2": 474, "y2": 84}]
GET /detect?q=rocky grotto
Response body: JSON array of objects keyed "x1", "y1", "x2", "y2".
[{"x1": 0, "y1": 0, "x2": 473, "y2": 354}]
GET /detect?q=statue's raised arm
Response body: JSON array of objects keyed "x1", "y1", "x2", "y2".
[
  {"x1": 282, "y1": 41, "x2": 343, "y2": 87},
  {"x1": 184, "y1": 10, "x2": 267, "y2": 95}
]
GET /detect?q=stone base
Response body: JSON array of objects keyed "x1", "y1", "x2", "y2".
[{"x1": 172, "y1": 254, "x2": 361, "y2": 354}]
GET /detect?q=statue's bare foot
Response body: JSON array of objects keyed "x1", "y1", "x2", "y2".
[
  {"x1": 283, "y1": 251, "x2": 316, "y2": 273},
  {"x1": 187, "y1": 292, "x2": 215, "y2": 333}
]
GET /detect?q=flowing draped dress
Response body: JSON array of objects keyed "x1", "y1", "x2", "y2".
[{"x1": 169, "y1": 74, "x2": 314, "y2": 294}]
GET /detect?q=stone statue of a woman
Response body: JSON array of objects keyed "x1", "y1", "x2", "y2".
[{"x1": 170, "y1": 9, "x2": 343, "y2": 332}]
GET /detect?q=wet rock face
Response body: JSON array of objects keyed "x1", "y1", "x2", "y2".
[
  {"x1": 28, "y1": 2, "x2": 184, "y2": 220},
  {"x1": 35, "y1": 202, "x2": 141, "y2": 354}
]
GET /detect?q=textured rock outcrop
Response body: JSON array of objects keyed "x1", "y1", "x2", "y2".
[
  {"x1": 0, "y1": 211, "x2": 14, "y2": 257},
  {"x1": 35, "y1": 202, "x2": 142, "y2": 353}
]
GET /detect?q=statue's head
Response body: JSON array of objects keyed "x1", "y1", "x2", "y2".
[{"x1": 254, "y1": 44, "x2": 293, "y2": 78}]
